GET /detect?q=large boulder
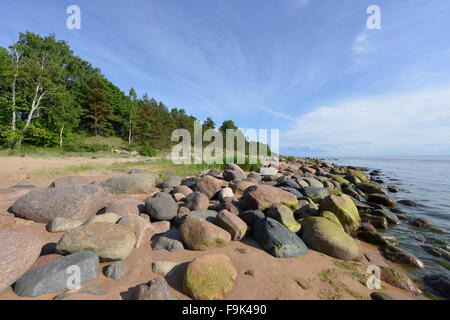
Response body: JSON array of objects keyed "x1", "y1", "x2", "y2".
[
  {"x1": 300, "y1": 217, "x2": 361, "y2": 261},
  {"x1": 0, "y1": 231, "x2": 42, "y2": 294},
  {"x1": 145, "y1": 192, "x2": 178, "y2": 221},
  {"x1": 56, "y1": 223, "x2": 136, "y2": 261},
  {"x1": 346, "y1": 169, "x2": 369, "y2": 182},
  {"x1": 183, "y1": 254, "x2": 237, "y2": 300},
  {"x1": 381, "y1": 244, "x2": 424, "y2": 268},
  {"x1": 105, "y1": 199, "x2": 145, "y2": 217},
  {"x1": 223, "y1": 170, "x2": 245, "y2": 182},
  {"x1": 252, "y1": 218, "x2": 308, "y2": 258},
  {"x1": 367, "y1": 193, "x2": 397, "y2": 207},
  {"x1": 230, "y1": 180, "x2": 258, "y2": 196},
  {"x1": 318, "y1": 194, "x2": 361, "y2": 235},
  {"x1": 300, "y1": 187, "x2": 329, "y2": 201},
  {"x1": 49, "y1": 176, "x2": 90, "y2": 188},
  {"x1": 356, "y1": 182, "x2": 387, "y2": 195},
  {"x1": 185, "y1": 192, "x2": 209, "y2": 211},
  {"x1": 380, "y1": 266, "x2": 422, "y2": 296},
  {"x1": 244, "y1": 185, "x2": 298, "y2": 211},
  {"x1": 238, "y1": 210, "x2": 265, "y2": 228},
  {"x1": 13, "y1": 251, "x2": 99, "y2": 297},
  {"x1": 265, "y1": 204, "x2": 301, "y2": 233},
  {"x1": 163, "y1": 176, "x2": 181, "y2": 188},
  {"x1": 194, "y1": 176, "x2": 224, "y2": 199},
  {"x1": 9, "y1": 185, "x2": 107, "y2": 224},
  {"x1": 180, "y1": 216, "x2": 231, "y2": 251},
  {"x1": 100, "y1": 174, "x2": 159, "y2": 194},
  {"x1": 117, "y1": 214, "x2": 155, "y2": 248},
  {"x1": 216, "y1": 210, "x2": 248, "y2": 241}
]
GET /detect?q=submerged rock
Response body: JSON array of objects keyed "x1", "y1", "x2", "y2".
[
  {"x1": 380, "y1": 266, "x2": 422, "y2": 296},
  {"x1": 423, "y1": 274, "x2": 450, "y2": 299},
  {"x1": 381, "y1": 244, "x2": 424, "y2": 268}
]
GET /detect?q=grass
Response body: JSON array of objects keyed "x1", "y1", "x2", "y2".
[{"x1": 318, "y1": 268, "x2": 369, "y2": 300}]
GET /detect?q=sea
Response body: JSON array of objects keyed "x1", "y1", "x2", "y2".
[{"x1": 330, "y1": 156, "x2": 450, "y2": 299}]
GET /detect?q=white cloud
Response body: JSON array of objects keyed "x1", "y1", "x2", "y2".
[
  {"x1": 352, "y1": 31, "x2": 370, "y2": 54},
  {"x1": 281, "y1": 86, "x2": 450, "y2": 155}
]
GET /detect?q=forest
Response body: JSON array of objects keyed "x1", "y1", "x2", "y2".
[{"x1": 0, "y1": 32, "x2": 260, "y2": 157}]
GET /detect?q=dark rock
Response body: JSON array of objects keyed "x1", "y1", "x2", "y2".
[
  {"x1": 244, "y1": 269, "x2": 255, "y2": 276},
  {"x1": 128, "y1": 168, "x2": 141, "y2": 174},
  {"x1": 145, "y1": 192, "x2": 178, "y2": 221},
  {"x1": 371, "y1": 209, "x2": 401, "y2": 225},
  {"x1": 422, "y1": 245, "x2": 450, "y2": 261},
  {"x1": 181, "y1": 177, "x2": 200, "y2": 189},
  {"x1": 410, "y1": 218, "x2": 431, "y2": 228},
  {"x1": 398, "y1": 200, "x2": 421, "y2": 207},
  {"x1": 239, "y1": 210, "x2": 265, "y2": 228},
  {"x1": 387, "y1": 186, "x2": 399, "y2": 193},
  {"x1": 367, "y1": 193, "x2": 397, "y2": 207},
  {"x1": 136, "y1": 277, "x2": 177, "y2": 300},
  {"x1": 223, "y1": 170, "x2": 245, "y2": 181},
  {"x1": 104, "y1": 261, "x2": 126, "y2": 281},
  {"x1": 380, "y1": 266, "x2": 422, "y2": 296},
  {"x1": 424, "y1": 274, "x2": 450, "y2": 299},
  {"x1": 381, "y1": 244, "x2": 424, "y2": 268},
  {"x1": 371, "y1": 292, "x2": 394, "y2": 300}
]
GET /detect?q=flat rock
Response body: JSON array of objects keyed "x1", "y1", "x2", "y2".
[
  {"x1": 49, "y1": 176, "x2": 89, "y2": 188},
  {"x1": 100, "y1": 174, "x2": 159, "y2": 194}
]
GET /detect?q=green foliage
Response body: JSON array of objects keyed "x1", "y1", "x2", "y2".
[
  {"x1": 138, "y1": 143, "x2": 157, "y2": 157},
  {"x1": 286, "y1": 156, "x2": 297, "y2": 162}
]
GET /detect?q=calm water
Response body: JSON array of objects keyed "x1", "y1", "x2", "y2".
[{"x1": 331, "y1": 156, "x2": 450, "y2": 299}]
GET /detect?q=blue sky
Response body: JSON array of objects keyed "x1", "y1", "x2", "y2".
[{"x1": 1, "y1": 0, "x2": 450, "y2": 157}]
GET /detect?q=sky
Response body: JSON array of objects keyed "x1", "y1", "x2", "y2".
[{"x1": 1, "y1": 0, "x2": 450, "y2": 157}]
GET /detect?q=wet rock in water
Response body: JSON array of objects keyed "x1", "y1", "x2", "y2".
[
  {"x1": 398, "y1": 199, "x2": 421, "y2": 207},
  {"x1": 183, "y1": 254, "x2": 237, "y2": 300},
  {"x1": 318, "y1": 194, "x2": 361, "y2": 235},
  {"x1": 0, "y1": 212, "x2": 16, "y2": 229},
  {"x1": 361, "y1": 214, "x2": 388, "y2": 230},
  {"x1": 216, "y1": 210, "x2": 248, "y2": 241},
  {"x1": 56, "y1": 223, "x2": 136, "y2": 261},
  {"x1": 10, "y1": 184, "x2": 107, "y2": 224},
  {"x1": 356, "y1": 182, "x2": 387, "y2": 195},
  {"x1": 53, "y1": 284, "x2": 106, "y2": 300},
  {"x1": 414, "y1": 235, "x2": 426, "y2": 243},
  {"x1": 48, "y1": 217, "x2": 85, "y2": 233},
  {"x1": 371, "y1": 209, "x2": 401, "y2": 225},
  {"x1": 300, "y1": 187, "x2": 330, "y2": 201},
  {"x1": 195, "y1": 175, "x2": 224, "y2": 199},
  {"x1": 239, "y1": 210, "x2": 265, "y2": 228},
  {"x1": 410, "y1": 217, "x2": 431, "y2": 228},
  {"x1": 360, "y1": 222, "x2": 377, "y2": 233},
  {"x1": 265, "y1": 204, "x2": 301, "y2": 233},
  {"x1": 358, "y1": 231, "x2": 394, "y2": 246},
  {"x1": 423, "y1": 274, "x2": 450, "y2": 299},
  {"x1": 49, "y1": 176, "x2": 90, "y2": 187},
  {"x1": 152, "y1": 261, "x2": 178, "y2": 277},
  {"x1": 180, "y1": 216, "x2": 231, "y2": 251},
  {"x1": 100, "y1": 174, "x2": 159, "y2": 194},
  {"x1": 422, "y1": 245, "x2": 450, "y2": 261},
  {"x1": 145, "y1": 192, "x2": 178, "y2": 221},
  {"x1": 185, "y1": 192, "x2": 209, "y2": 211},
  {"x1": 367, "y1": 193, "x2": 397, "y2": 207},
  {"x1": 387, "y1": 186, "x2": 399, "y2": 193},
  {"x1": 380, "y1": 266, "x2": 422, "y2": 296},
  {"x1": 0, "y1": 231, "x2": 42, "y2": 294},
  {"x1": 370, "y1": 292, "x2": 394, "y2": 300},
  {"x1": 244, "y1": 185, "x2": 298, "y2": 211},
  {"x1": 381, "y1": 244, "x2": 424, "y2": 268},
  {"x1": 136, "y1": 277, "x2": 177, "y2": 300},
  {"x1": 105, "y1": 198, "x2": 146, "y2": 217},
  {"x1": 396, "y1": 214, "x2": 411, "y2": 221},
  {"x1": 13, "y1": 251, "x2": 99, "y2": 297},
  {"x1": 252, "y1": 217, "x2": 308, "y2": 258},
  {"x1": 105, "y1": 261, "x2": 126, "y2": 280},
  {"x1": 300, "y1": 217, "x2": 360, "y2": 261}
]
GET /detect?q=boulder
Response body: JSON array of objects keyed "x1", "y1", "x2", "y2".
[
  {"x1": 244, "y1": 185, "x2": 298, "y2": 211},
  {"x1": 265, "y1": 204, "x2": 301, "y2": 233},
  {"x1": 0, "y1": 231, "x2": 42, "y2": 294},
  {"x1": 83, "y1": 212, "x2": 121, "y2": 225},
  {"x1": 230, "y1": 180, "x2": 258, "y2": 196},
  {"x1": 48, "y1": 217, "x2": 84, "y2": 233},
  {"x1": 218, "y1": 187, "x2": 234, "y2": 201},
  {"x1": 49, "y1": 176, "x2": 89, "y2": 188},
  {"x1": 136, "y1": 277, "x2": 177, "y2": 300},
  {"x1": 381, "y1": 244, "x2": 424, "y2": 268},
  {"x1": 223, "y1": 170, "x2": 245, "y2": 182},
  {"x1": 183, "y1": 254, "x2": 237, "y2": 300},
  {"x1": 10, "y1": 185, "x2": 107, "y2": 224},
  {"x1": 367, "y1": 193, "x2": 397, "y2": 207},
  {"x1": 152, "y1": 261, "x2": 178, "y2": 277},
  {"x1": 380, "y1": 266, "x2": 422, "y2": 296},
  {"x1": 195, "y1": 176, "x2": 224, "y2": 199},
  {"x1": 56, "y1": 223, "x2": 136, "y2": 261},
  {"x1": 172, "y1": 185, "x2": 193, "y2": 197},
  {"x1": 105, "y1": 199, "x2": 145, "y2": 217},
  {"x1": 424, "y1": 274, "x2": 450, "y2": 299},
  {"x1": 117, "y1": 214, "x2": 155, "y2": 248},
  {"x1": 300, "y1": 187, "x2": 329, "y2": 201},
  {"x1": 252, "y1": 218, "x2": 308, "y2": 258},
  {"x1": 318, "y1": 194, "x2": 361, "y2": 235},
  {"x1": 163, "y1": 176, "x2": 182, "y2": 188},
  {"x1": 100, "y1": 174, "x2": 159, "y2": 194},
  {"x1": 145, "y1": 192, "x2": 178, "y2": 221},
  {"x1": 300, "y1": 217, "x2": 361, "y2": 261},
  {"x1": 226, "y1": 163, "x2": 245, "y2": 176},
  {"x1": 152, "y1": 230, "x2": 184, "y2": 252},
  {"x1": 13, "y1": 251, "x2": 99, "y2": 297},
  {"x1": 371, "y1": 209, "x2": 401, "y2": 225},
  {"x1": 185, "y1": 192, "x2": 209, "y2": 211},
  {"x1": 180, "y1": 216, "x2": 231, "y2": 251},
  {"x1": 216, "y1": 210, "x2": 248, "y2": 241},
  {"x1": 105, "y1": 261, "x2": 126, "y2": 281},
  {"x1": 319, "y1": 211, "x2": 344, "y2": 231},
  {"x1": 239, "y1": 210, "x2": 265, "y2": 228}
]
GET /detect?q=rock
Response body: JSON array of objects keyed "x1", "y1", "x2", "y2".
[
  {"x1": 300, "y1": 187, "x2": 329, "y2": 201},
  {"x1": 180, "y1": 216, "x2": 231, "y2": 251},
  {"x1": 245, "y1": 269, "x2": 255, "y2": 276},
  {"x1": 145, "y1": 192, "x2": 178, "y2": 221},
  {"x1": 223, "y1": 170, "x2": 245, "y2": 181},
  {"x1": 28, "y1": 254, "x2": 64, "y2": 273},
  {"x1": 53, "y1": 284, "x2": 106, "y2": 300},
  {"x1": 280, "y1": 187, "x2": 303, "y2": 199},
  {"x1": 10, "y1": 185, "x2": 107, "y2": 224},
  {"x1": 367, "y1": 193, "x2": 397, "y2": 207},
  {"x1": 49, "y1": 176, "x2": 89, "y2": 187},
  {"x1": 181, "y1": 177, "x2": 200, "y2": 189},
  {"x1": 253, "y1": 217, "x2": 308, "y2": 258},
  {"x1": 195, "y1": 175, "x2": 224, "y2": 199},
  {"x1": 219, "y1": 197, "x2": 241, "y2": 215},
  {"x1": 320, "y1": 211, "x2": 344, "y2": 231},
  {"x1": 13, "y1": 251, "x2": 99, "y2": 297},
  {"x1": 105, "y1": 199, "x2": 145, "y2": 217},
  {"x1": 172, "y1": 185, "x2": 193, "y2": 197},
  {"x1": 128, "y1": 168, "x2": 141, "y2": 174},
  {"x1": 371, "y1": 209, "x2": 401, "y2": 225},
  {"x1": 230, "y1": 180, "x2": 258, "y2": 196},
  {"x1": 239, "y1": 210, "x2": 265, "y2": 228},
  {"x1": 48, "y1": 218, "x2": 84, "y2": 233},
  {"x1": 83, "y1": 213, "x2": 121, "y2": 225},
  {"x1": 185, "y1": 192, "x2": 209, "y2": 211},
  {"x1": 358, "y1": 231, "x2": 395, "y2": 246},
  {"x1": 100, "y1": 174, "x2": 159, "y2": 194},
  {"x1": 163, "y1": 176, "x2": 181, "y2": 188},
  {"x1": 361, "y1": 214, "x2": 388, "y2": 229},
  {"x1": 347, "y1": 169, "x2": 369, "y2": 182},
  {"x1": 398, "y1": 200, "x2": 421, "y2": 207},
  {"x1": 424, "y1": 274, "x2": 450, "y2": 299},
  {"x1": 422, "y1": 245, "x2": 450, "y2": 261},
  {"x1": 216, "y1": 210, "x2": 248, "y2": 241},
  {"x1": 370, "y1": 292, "x2": 394, "y2": 300},
  {"x1": 152, "y1": 230, "x2": 185, "y2": 252},
  {"x1": 117, "y1": 214, "x2": 155, "y2": 248},
  {"x1": 136, "y1": 277, "x2": 177, "y2": 300},
  {"x1": 380, "y1": 266, "x2": 422, "y2": 296},
  {"x1": 226, "y1": 163, "x2": 245, "y2": 176},
  {"x1": 265, "y1": 204, "x2": 301, "y2": 233},
  {"x1": 387, "y1": 186, "x2": 399, "y2": 193},
  {"x1": 410, "y1": 217, "x2": 431, "y2": 228},
  {"x1": 149, "y1": 221, "x2": 171, "y2": 234},
  {"x1": 218, "y1": 187, "x2": 234, "y2": 200},
  {"x1": 300, "y1": 217, "x2": 361, "y2": 261},
  {"x1": 356, "y1": 182, "x2": 387, "y2": 195},
  {"x1": 172, "y1": 193, "x2": 185, "y2": 202},
  {"x1": 294, "y1": 199, "x2": 318, "y2": 219},
  {"x1": 381, "y1": 244, "x2": 424, "y2": 268},
  {"x1": 0, "y1": 231, "x2": 42, "y2": 294},
  {"x1": 183, "y1": 254, "x2": 237, "y2": 300},
  {"x1": 360, "y1": 222, "x2": 377, "y2": 233},
  {"x1": 259, "y1": 167, "x2": 278, "y2": 178},
  {"x1": 152, "y1": 261, "x2": 178, "y2": 277},
  {"x1": 244, "y1": 185, "x2": 298, "y2": 211},
  {"x1": 0, "y1": 212, "x2": 16, "y2": 229},
  {"x1": 105, "y1": 261, "x2": 127, "y2": 280},
  {"x1": 56, "y1": 223, "x2": 136, "y2": 261},
  {"x1": 318, "y1": 194, "x2": 361, "y2": 235},
  {"x1": 247, "y1": 172, "x2": 262, "y2": 182}
]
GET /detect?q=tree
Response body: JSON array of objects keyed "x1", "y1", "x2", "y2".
[
  {"x1": 128, "y1": 87, "x2": 137, "y2": 145},
  {"x1": 203, "y1": 117, "x2": 216, "y2": 131}
]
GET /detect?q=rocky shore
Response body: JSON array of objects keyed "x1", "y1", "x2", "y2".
[{"x1": 0, "y1": 157, "x2": 448, "y2": 300}]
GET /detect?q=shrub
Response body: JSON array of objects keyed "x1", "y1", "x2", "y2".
[{"x1": 139, "y1": 143, "x2": 157, "y2": 157}]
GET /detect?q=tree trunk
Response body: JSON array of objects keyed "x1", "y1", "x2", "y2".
[
  {"x1": 59, "y1": 124, "x2": 65, "y2": 148},
  {"x1": 128, "y1": 116, "x2": 132, "y2": 145}
]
